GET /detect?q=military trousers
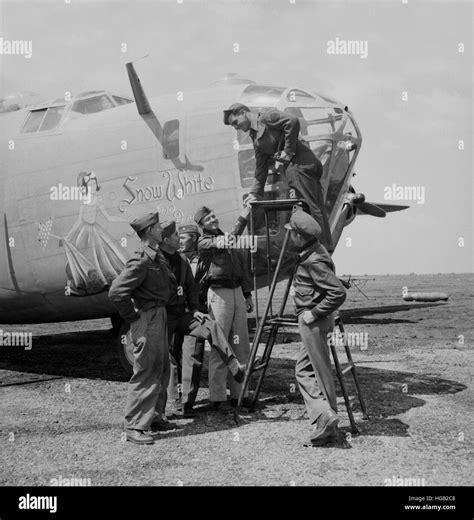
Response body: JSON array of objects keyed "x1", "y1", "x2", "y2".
[
  {"x1": 286, "y1": 162, "x2": 333, "y2": 252},
  {"x1": 124, "y1": 305, "x2": 169, "y2": 431},
  {"x1": 167, "y1": 311, "x2": 242, "y2": 406},
  {"x1": 296, "y1": 313, "x2": 337, "y2": 425},
  {"x1": 207, "y1": 287, "x2": 250, "y2": 401}
]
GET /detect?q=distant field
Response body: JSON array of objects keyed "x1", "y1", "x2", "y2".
[{"x1": 0, "y1": 273, "x2": 472, "y2": 486}]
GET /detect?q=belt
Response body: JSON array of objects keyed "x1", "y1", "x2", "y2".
[
  {"x1": 140, "y1": 301, "x2": 165, "y2": 311},
  {"x1": 209, "y1": 279, "x2": 242, "y2": 290},
  {"x1": 166, "y1": 304, "x2": 186, "y2": 316}
]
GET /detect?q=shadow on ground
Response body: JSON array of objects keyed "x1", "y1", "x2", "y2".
[{"x1": 0, "y1": 329, "x2": 467, "y2": 441}]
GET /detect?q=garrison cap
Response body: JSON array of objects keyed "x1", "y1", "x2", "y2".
[
  {"x1": 178, "y1": 223, "x2": 200, "y2": 235},
  {"x1": 223, "y1": 103, "x2": 249, "y2": 125},
  {"x1": 194, "y1": 206, "x2": 212, "y2": 225},
  {"x1": 129, "y1": 212, "x2": 159, "y2": 233},
  {"x1": 284, "y1": 209, "x2": 321, "y2": 239},
  {"x1": 161, "y1": 220, "x2": 177, "y2": 239}
]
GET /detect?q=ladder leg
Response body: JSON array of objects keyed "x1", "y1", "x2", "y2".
[
  {"x1": 235, "y1": 229, "x2": 292, "y2": 415},
  {"x1": 336, "y1": 319, "x2": 370, "y2": 420},
  {"x1": 250, "y1": 323, "x2": 280, "y2": 407},
  {"x1": 330, "y1": 341, "x2": 359, "y2": 434}
]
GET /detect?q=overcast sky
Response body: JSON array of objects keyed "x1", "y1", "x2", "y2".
[{"x1": 1, "y1": 0, "x2": 472, "y2": 274}]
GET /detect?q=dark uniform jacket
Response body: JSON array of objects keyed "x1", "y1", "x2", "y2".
[
  {"x1": 162, "y1": 250, "x2": 199, "y2": 315},
  {"x1": 185, "y1": 250, "x2": 209, "y2": 312},
  {"x1": 293, "y1": 239, "x2": 346, "y2": 319},
  {"x1": 108, "y1": 244, "x2": 171, "y2": 323},
  {"x1": 249, "y1": 108, "x2": 322, "y2": 198},
  {"x1": 197, "y1": 229, "x2": 252, "y2": 298}
]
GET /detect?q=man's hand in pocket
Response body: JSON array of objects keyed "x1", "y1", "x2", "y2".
[{"x1": 129, "y1": 315, "x2": 147, "y2": 349}]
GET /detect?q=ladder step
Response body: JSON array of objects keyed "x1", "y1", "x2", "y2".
[
  {"x1": 249, "y1": 199, "x2": 309, "y2": 212},
  {"x1": 341, "y1": 364, "x2": 354, "y2": 375},
  {"x1": 251, "y1": 362, "x2": 268, "y2": 372},
  {"x1": 266, "y1": 318, "x2": 298, "y2": 326}
]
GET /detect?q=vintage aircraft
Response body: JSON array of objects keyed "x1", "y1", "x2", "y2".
[{"x1": 0, "y1": 66, "x2": 407, "y2": 368}]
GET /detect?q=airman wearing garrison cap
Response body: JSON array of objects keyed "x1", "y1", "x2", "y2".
[
  {"x1": 287, "y1": 207, "x2": 346, "y2": 446},
  {"x1": 197, "y1": 206, "x2": 253, "y2": 413},
  {"x1": 129, "y1": 211, "x2": 160, "y2": 233},
  {"x1": 109, "y1": 211, "x2": 173, "y2": 445},
  {"x1": 159, "y1": 220, "x2": 246, "y2": 418}
]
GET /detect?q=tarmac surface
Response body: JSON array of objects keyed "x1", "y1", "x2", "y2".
[{"x1": 0, "y1": 273, "x2": 472, "y2": 486}]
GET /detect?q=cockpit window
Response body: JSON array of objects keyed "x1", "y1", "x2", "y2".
[
  {"x1": 21, "y1": 106, "x2": 66, "y2": 133},
  {"x1": 39, "y1": 105, "x2": 65, "y2": 131},
  {"x1": 285, "y1": 107, "x2": 343, "y2": 135},
  {"x1": 22, "y1": 109, "x2": 47, "y2": 133},
  {"x1": 162, "y1": 119, "x2": 180, "y2": 160},
  {"x1": 113, "y1": 95, "x2": 132, "y2": 106},
  {"x1": 239, "y1": 85, "x2": 285, "y2": 107},
  {"x1": 71, "y1": 94, "x2": 115, "y2": 115},
  {"x1": 286, "y1": 89, "x2": 315, "y2": 103}
]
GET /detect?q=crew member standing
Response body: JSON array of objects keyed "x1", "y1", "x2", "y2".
[
  {"x1": 160, "y1": 220, "x2": 246, "y2": 417},
  {"x1": 223, "y1": 103, "x2": 333, "y2": 251},
  {"x1": 195, "y1": 206, "x2": 253, "y2": 413},
  {"x1": 175, "y1": 223, "x2": 208, "y2": 412},
  {"x1": 285, "y1": 208, "x2": 346, "y2": 446},
  {"x1": 108, "y1": 212, "x2": 171, "y2": 445}
]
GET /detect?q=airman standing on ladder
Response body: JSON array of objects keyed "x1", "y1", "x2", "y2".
[{"x1": 223, "y1": 103, "x2": 333, "y2": 251}]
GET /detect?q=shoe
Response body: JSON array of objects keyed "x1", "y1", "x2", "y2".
[
  {"x1": 310, "y1": 410, "x2": 339, "y2": 445},
  {"x1": 230, "y1": 397, "x2": 253, "y2": 409},
  {"x1": 182, "y1": 404, "x2": 196, "y2": 418},
  {"x1": 212, "y1": 401, "x2": 233, "y2": 414},
  {"x1": 233, "y1": 364, "x2": 246, "y2": 383},
  {"x1": 167, "y1": 399, "x2": 183, "y2": 415},
  {"x1": 125, "y1": 429, "x2": 155, "y2": 445},
  {"x1": 150, "y1": 418, "x2": 179, "y2": 431}
]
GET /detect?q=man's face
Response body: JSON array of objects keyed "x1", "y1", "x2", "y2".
[
  {"x1": 164, "y1": 230, "x2": 180, "y2": 252},
  {"x1": 290, "y1": 229, "x2": 306, "y2": 248},
  {"x1": 201, "y1": 211, "x2": 219, "y2": 232},
  {"x1": 179, "y1": 232, "x2": 197, "y2": 253},
  {"x1": 228, "y1": 111, "x2": 251, "y2": 132},
  {"x1": 147, "y1": 222, "x2": 163, "y2": 243}
]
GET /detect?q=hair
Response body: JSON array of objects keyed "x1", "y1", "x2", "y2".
[
  {"x1": 76, "y1": 171, "x2": 101, "y2": 194},
  {"x1": 136, "y1": 227, "x2": 150, "y2": 240},
  {"x1": 232, "y1": 105, "x2": 250, "y2": 117},
  {"x1": 183, "y1": 232, "x2": 199, "y2": 246}
]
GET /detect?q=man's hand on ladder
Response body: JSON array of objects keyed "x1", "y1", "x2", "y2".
[{"x1": 246, "y1": 296, "x2": 254, "y2": 313}]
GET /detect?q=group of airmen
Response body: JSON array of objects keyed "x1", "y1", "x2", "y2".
[{"x1": 108, "y1": 103, "x2": 347, "y2": 446}]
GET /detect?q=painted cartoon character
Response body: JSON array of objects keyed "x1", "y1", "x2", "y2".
[{"x1": 59, "y1": 171, "x2": 128, "y2": 296}]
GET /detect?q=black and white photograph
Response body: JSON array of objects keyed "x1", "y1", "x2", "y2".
[{"x1": 0, "y1": 0, "x2": 472, "y2": 509}]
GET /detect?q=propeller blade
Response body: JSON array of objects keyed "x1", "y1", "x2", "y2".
[{"x1": 358, "y1": 202, "x2": 386, "y2": 217}]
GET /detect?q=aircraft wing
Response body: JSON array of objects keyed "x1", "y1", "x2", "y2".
[{"x1": 340, "y1": 301, "x2": 447, "y2": 319}]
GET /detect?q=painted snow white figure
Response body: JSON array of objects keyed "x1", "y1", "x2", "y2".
[{"x1": 59, "y1": 171, "x2": 127, "y2": 296}]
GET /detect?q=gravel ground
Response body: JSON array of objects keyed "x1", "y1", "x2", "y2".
[{"x1": 0, "y1": 274, "x2": 472, "y2": 486}]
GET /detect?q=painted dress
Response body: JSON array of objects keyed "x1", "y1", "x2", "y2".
[{"x1": 60, "y1": 194, "x2": 127, "y2": 296}]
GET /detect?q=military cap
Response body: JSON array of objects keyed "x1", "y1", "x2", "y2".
[
  {"x1": 284, "y1": 209, "x2": 321, "y2": 239},
  {"x1": 129, "y1": 212, "x2": 159, "y2": 233},
  {"x1": 223, "y1": 103, "x2": 249, "y2": 125},
  {"x1": 178, "y1": 223, "x2": 200, "y2": 235},
  {"x1": 161, "y1": 220, "x2": 176, "y2": 239},
  {"x1": 194, "y1": 206, "x2": 212, "y2": 225}
]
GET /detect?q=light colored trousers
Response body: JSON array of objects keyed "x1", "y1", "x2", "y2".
[
  {"x1": 124, "y1": 306, "x2": 169, "y2": 431},
  {"x1": 207, "y1": 286, "x2": 250, "y2": 401},
  {"x1": 296, "y1": 313, "x2": 337, "y2": 425}
]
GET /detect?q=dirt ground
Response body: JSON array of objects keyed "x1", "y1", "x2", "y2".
[{"x1": 0, "y1": 273, "x2": 472, "y2": 486}]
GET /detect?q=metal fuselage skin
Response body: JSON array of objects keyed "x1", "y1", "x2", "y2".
[{"x1": 0, "y1": 83, "x2": 361, "y2": 324}]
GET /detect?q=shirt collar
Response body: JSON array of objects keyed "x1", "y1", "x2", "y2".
[
  {"x1": 141, "y1": 243, "x2": 161, "y2": 262},
  {"x1": 249, "y1": 112, "x2": 259, "y2": 133},
  {"x1": 298, "y1": 238, "x2": 320, "y2": 262}
]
